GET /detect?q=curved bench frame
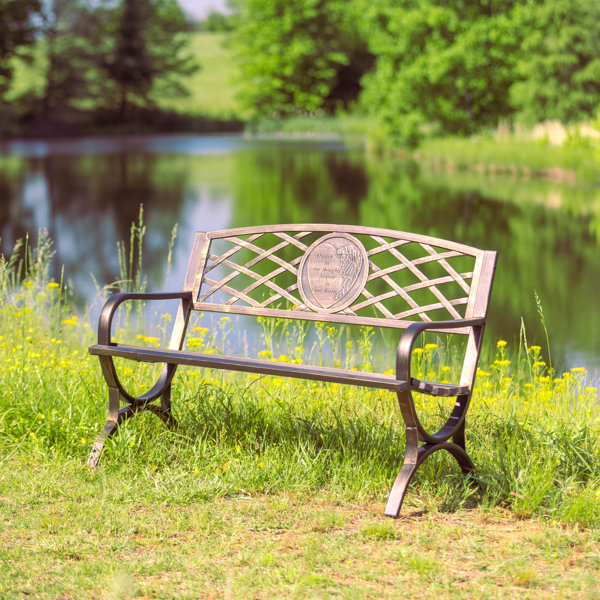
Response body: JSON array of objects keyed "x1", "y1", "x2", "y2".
[{"x1": 88, "y1": 225, "x2": 497, "y2": 517}]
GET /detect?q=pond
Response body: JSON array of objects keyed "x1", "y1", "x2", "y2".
[{"x1": 2, "y1": 133, "x2": 600, "y2": 373}]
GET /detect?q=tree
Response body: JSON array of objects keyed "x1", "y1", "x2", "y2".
[
  {"x1": 510, "y1": 0, "x2": 600, "y2": 124},
  {"x1": 357, "y1": 0, "x2": 522, "y2": 145},
  {"x1": 99, "y1": 0, "x2": 199, "y2": 119},
  {"x1": 202, "y1": 11, "x2": 233, "y2": 32},
  {"x1": 0, "y1": 0, "x2": 42, "y2": 100},
  {"x1": 40, "y1": 0, "x2": 98, "y2": 114},
  {"x1": 231, "y1": 0, "x2": 373, "y2": 119}
]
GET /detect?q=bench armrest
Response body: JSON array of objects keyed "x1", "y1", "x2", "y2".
[
  {"x1": 396, "y1": 318, "x2": 485, "y2": 384},
  {"x1": 97, "y1": 291, "x2": 193, "y2": 345}
]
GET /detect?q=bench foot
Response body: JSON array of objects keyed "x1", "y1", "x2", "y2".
[
  {"x1": 384, "y1": 425, "x2": 474, "y2": 518},
  {"x1": 88, "y1": 386, "x2": 176, "y2": 469},
  {"x1": 88, "y1": 419, "x2": 118, "y2": 469}
]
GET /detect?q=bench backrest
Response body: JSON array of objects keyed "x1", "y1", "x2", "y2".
[{"x1": 183, "y1": 225, "x2": 496, "y2": 335}]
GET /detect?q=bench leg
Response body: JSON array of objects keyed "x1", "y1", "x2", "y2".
[
  {"x1": 384, "y1": 422, "x2": 475, "y2": 518},
  {"x1": 88, "y1": 386, "x2": 122, "y2": 469},
  {"x1": 385, "y1": 426, "x2": 419, "y2": 517},
  {"x1": 159, "y1": 383, "x2": 177, "y2": 427},
  {"x1": 142, "y1": 384, "x2": 178, "y2": 428},
  {"x1": 452, "y1": 418, "x2": 468, "y2": 458},
  {"x1": 88, "y1": 385, "x2": 178, "y2": 469}
]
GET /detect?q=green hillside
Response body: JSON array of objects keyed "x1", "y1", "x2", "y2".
[{"x1": 157, "y1": 32, "x2": 242, "y2": 119}]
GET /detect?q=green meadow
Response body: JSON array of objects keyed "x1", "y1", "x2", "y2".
[
  {"x1": 155, "y1": 32, "x2": 242, "y2": 119},
  {"x1": 0, "y1": 232, "x2": 599, "y2": 598}
]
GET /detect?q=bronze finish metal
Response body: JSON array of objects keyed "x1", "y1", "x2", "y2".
[
  {"x1": 298, "y1": 233, "x2": 369, "y2": 313},
  {"x1": 88, "y1": 225, "x2": 497, "y2": 516}
]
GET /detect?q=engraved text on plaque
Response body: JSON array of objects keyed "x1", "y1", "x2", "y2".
[{"x1": 298, "y1": 233, "x2": 369, "y2": 313}]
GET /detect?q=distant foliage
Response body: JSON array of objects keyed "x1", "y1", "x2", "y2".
[
  {"x1": 510, "y1": 0, "x2": 600, "y2": 124},
  {"x1": 231, "y1": 0, "x2": 600, "y2": 145},
  {"x1": 3, "y1": 0, "x2": 199, "y2": 122},
  {"x1": 231, "y1": 0, "x2": 373, "y2": 119},
  {"x1": 201, "y1": 11, "x2": 234, "y2": 32},
  {"x1": 356, "y1": 0, "x2": 523, "y2": 145},
  {"x1": 3, "y1": 0, "x2": 600, "y2": 141},
  {"x1": 97, "y1": 0, "x2": 199, "y2": 118}
]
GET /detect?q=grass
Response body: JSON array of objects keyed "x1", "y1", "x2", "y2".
[
  {"x1": 410, "y1": 133, "x2": 600, "y2": 185},
  {"x1": 1, "y1": 231, "x2": 599, "y2": 597},
  {"x1": 247, "y1": 112, "x2": 381, "y2": 142},
  {"x1": 256, "y1": 119, "x2": 600, "y2": 186},
  {"x1": 2, "y1": 473, "x2": 599, "y2": 599},
  {"x1": 242, "y1": 115, "x2": 600, "y2": 186},
  {"x1": 156, "y1": 32, "x2": 242, "y2": 119}
]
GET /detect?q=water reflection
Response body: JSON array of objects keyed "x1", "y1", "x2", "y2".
[
  {"x1": 0, "y1": 136, "x2": 246, "y2": 300},
  {"x1": 1, "y1": 133, "x2": 600, "y2": 372}
]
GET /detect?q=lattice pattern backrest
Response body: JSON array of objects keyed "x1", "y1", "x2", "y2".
[{"x1": 189, "y1": 225, "x2": 493, "y2": 331}]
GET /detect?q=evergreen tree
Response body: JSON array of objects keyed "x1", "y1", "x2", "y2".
[
  {"x1": 40, "y1": 0, "x2": 97, "y2": 114},
  {"x1": 100, "y1": 0, "x2": 199, "y2": 119}
]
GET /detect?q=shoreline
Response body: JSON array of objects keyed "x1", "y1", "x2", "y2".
[{"x1": 1, "y1": 118, "x2": 598, "y2": 189}]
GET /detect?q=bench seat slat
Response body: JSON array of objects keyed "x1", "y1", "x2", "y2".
[
  {"x1": 90, "y1": 344, "x2": 411, "y2": 391},
  {"x1": 89, "y1": 344, "x2": 468, "y2": 396}
]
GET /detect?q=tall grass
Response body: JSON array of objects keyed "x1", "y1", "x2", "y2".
[
  {"x1": 0, "y1": 231, "x2": 599, "y2": 526},
  {"x1": 416, "y1": 134, "x2": 600, "y2": 185}
]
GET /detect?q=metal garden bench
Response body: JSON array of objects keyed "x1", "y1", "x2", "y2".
[{"x1": 88, "y1": 224, "x2": 497, "y2": 516}]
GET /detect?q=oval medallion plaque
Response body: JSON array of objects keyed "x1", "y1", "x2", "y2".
[{"x1": 298, "y1": 233, "x2": 369, "y2": 313}]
